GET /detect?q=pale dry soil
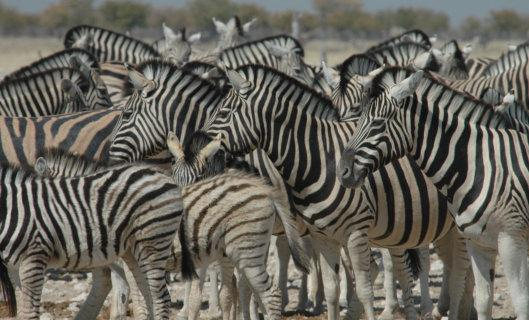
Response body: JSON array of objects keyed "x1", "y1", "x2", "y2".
[{"x1": 0, "y1": 37, "x2": 519, "y2": 319}]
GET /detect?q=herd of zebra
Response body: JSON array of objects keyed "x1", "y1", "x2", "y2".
[{"x1": 0, "y1": 14, "x2": 527, "y2": 320}]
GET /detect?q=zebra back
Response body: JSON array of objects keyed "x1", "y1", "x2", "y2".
[
  {"x1": 64, "y1": 24, "x2": 161, "y2": 63},
  {"x1": 2, "y1": 48, "x2": 99, "y2": 82},
  {"x1": 366, "y1": 29, "x2": 431, "y2": 52},
  {"x1": 367, "y1": 41, "x2": 429, "y2": 67},
  {"x1": 220, "y1": 34, "x2": 303, "y2": 69},
  {"x1": 0, "y1": 67, "x2": 107, "y2": 117},
  {"x1": 482, "y1": 42, "x2": 529, "y2": 77}
]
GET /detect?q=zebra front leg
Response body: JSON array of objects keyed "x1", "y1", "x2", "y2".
[
  {"x1": 274, "y1": 234, "x2": 290, "y2": 311},
  {"x1": 346, "y1": 232, "x2": 375, "y2": 320},
  {"x1": 341, "y1": 248, "x2": 363, "y2": 320},
  {"x1": 417, "y1": 247, "x2": 434, "y2": 319},
  {"x1": 313, "y1": 237, "x2": 341, "y2": 320},
  {"x1": 187, "y1": 268, "x2": 207, "y2": 320},
  {"x1": 466, "y1": 240, "x2": 495, "y2": 320},
  {"x1": 498, "y1": 232, "x2": 529, "y2": 320},
  {"x1": 207, "y1": 263, "x2": 222, "y2": 317},
  {"x1": 18, "y1": 256, "x2": 47, "y2": 320},
  {"x1": 379, "y1": 248, "x2": 398, "y2": 320},
  {"x1": 110, "y1": 260, "x2": 130, "y2": 320},
  {"x1": 74, "y1": 267, "x2": 113, "y2": 320},
  {"x1": 308, "y1": 244, "x2": 324, "y2": 314},
  {"x1": 389, "y1": 249, "x2": 418, "y2": 320}
]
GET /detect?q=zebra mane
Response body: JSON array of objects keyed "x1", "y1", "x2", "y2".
[
  {"x1": 4, "y1": 48, "x2": 99, "y2": 81},
  {"x1": 368, "y1": 41, "x2": 430, "y2": 62},
  {"x1": 337, "y1": 54, "x2": 380, "y2": 90},
  {"x1": 123, "y1": 59, "x2": 228, "y2": 97},
  {"x1": 64, "y1": 24, "x2": 160, "y2": 57},
  {"x1": 366, "y1": 29, "x2": 431, "y2": 52},
  {"x1": 0, "y1": 67, "x2": 90, "y2": 94},
  {"x1": 222, "y1": 34, "x2": 304, "y2": 57},
  {"x1": 237, "y1": 64, "x2": 339, "y2": 119},
  {"x1": 369, "y1": 67, "x2": 509, "y2": 127},
  {"x1": 482, "y1": 42, "x2": 529, "y2": 77},
  {"x1": 37, "y1": 147, "x2": 110, "y2": 168}
]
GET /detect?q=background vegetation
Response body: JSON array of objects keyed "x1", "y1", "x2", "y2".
[{"x1": 0, "y1": 0, "x2": 528, "y2": 40}]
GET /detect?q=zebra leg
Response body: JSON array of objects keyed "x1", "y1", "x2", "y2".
[
  {"x1": 341, "y1": 248, "x2": 363, "y2": 320},
  {"x1": 313, "y1": 237, "x2": 341, "y2": 320},
  {"x1": 218, "y1": 258, "x2": 236, "y2": 320},
  {"x1": 389, "y1": 249, "x2": 418, "y2": 320},
  {"x1": 497, "y1": 232, "x2": 529, "y2": 320},
  {"x1": 308, "y1": 245, "x2": 324, "y2": 314},
  {"x1": 109, "y1": 260, "x2": 130, "y2": 320},
  {"x1": 418, "y1": 247, "x2": 434, "y2": 319},
  {"x1": 18, "y1": 256, "x2": 47, "y2": 319},
  {"x1": 207, "y1": 264, "x2": 222, "y2": 317},
  {"x1": 187, "y1": 268, "x2": 207, "y2": 320},
  {"x1": 346, "y1": 232, "x2": 375, "y2": 320},
  {"x1": 274, "y1": 234, "x2": 290, "y2": 311},
  {"x1": 238, "y1": 272, "x2": 253, "y2": 320},
  {"x1": 432, "y1": 236, "x2": 453, "y2": 319},
  {"x1": 125, "y1": 263, "x2": 149, "y2": 320},
  {"x1": 236, "y1": 264, "x2": 282, "y2": 320},
  {"x1": 74, "y1": 267, "x2": 112, "y2": 320},
  {"x1": 466, "y1": 240, "x2": 496, "y2": 320},
  {"x1": 177, "y1": 279, "x2": 191, "y2": 320},
  {"x1": 379, "y1": 248, "x2": 398, "y2": 320}
]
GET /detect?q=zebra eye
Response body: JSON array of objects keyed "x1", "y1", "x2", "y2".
[
  {"x1": 122, "y1": 108, "x2": 134, "y2": 120},
  {"x1": 370, "y1": 118, "x2": 386, "y2": 128}
]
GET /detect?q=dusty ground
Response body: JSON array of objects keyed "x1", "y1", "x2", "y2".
[{"x1": 0, "y1": 37, "x2": 519, "y2": 319}]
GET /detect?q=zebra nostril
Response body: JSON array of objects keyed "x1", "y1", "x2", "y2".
[{"x1": 341, "y1": 166, "x2": 351, "y2": 179}]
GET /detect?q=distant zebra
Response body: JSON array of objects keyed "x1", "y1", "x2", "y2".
[
  {"x1": 0, "y1": 67, "x2": 111, "y2": 116},
  {"x1": 366, "y1": 29, "x2": 431, "y2": 52},
  {"x1": 0, "y1": 161, "x2": 183, "y2": 319},
  {"x1": 213, "y1": 15, "x2": 257, "y2": 50},
  {"x1": 339, "y1": 67, "x2": 529, "y2": 320},
  {"x1": 64, "y1": 24, "x2": 161, "y2": 63},
  {"x1": 171, "y1": 65, "x2": 469, "y2": 320},
  {"x1": 2, "y1": 48, "x2": 99, "y2": 82}
]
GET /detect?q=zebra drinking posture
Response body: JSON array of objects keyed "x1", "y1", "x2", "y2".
[
  {"x1": 170, "y1": 64, "x2": 468, "y2": 320},
  {"x1": 338, "y1": 67, "x2": 529, "y2": 320},
  {"x1": 0, "y1": 162, "x2": 183, "y2": 319}
]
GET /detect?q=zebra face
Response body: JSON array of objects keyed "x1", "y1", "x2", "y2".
[
  {"x1": 331, "y1": 78, "x2": 366, "y2": 120},
  {"x1": 87, "y1": 71, "x2": 113, "y2": 109},
  {"x1": 338, "y1": 69, "x2": 423, "y2": 188}
]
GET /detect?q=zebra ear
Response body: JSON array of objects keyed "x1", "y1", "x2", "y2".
[
  {"x1": 389, "y1": 70, "x2": 424, "y2": 103},
  {"x1": 34, "y1": 157, "x2": 48, "y2": 176},
  {"x1": 357, "y1": 64, "x2": 386, "y2": 91},
  {"x1": 188, "y1": 32, "x2": 202, "y2": 43},
  {"x1": 198, "y1": 133, "x2": 223, "y2": 161},
  {"x1": 226, "y1": 69, "x2": 252, "y2": 98},
  {"x1": 462, "y1": 44, "x2": 473, "y2": 59},
  {"x1": 163, "y1": 23, "x2": 181, "y2": 43},
  {"x1": 126, "y1": 65, "x2": 156, "y2": 95},
  {"x1": 266, "y1": 43, "x2": 289, "y2": 58},
  {"x1": 321, "y1": 61, "x2": 339, "y2": 89},
  {"x1": 495, "y1": 89, "x2": 516, "y2": 112},
  {"x1": 242, "y1": 18, "x2": 257, "y2": 33},
  {"x1": 167, "y1": 131, "x2": 185, "y2": 160},
  {"x1": 212, "y1": 17, "x2": 228, "y2": 34}
]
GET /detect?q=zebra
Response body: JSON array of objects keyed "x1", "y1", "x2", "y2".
[
  {"x1": 64, "y1": 24, "x2": 161, "y2": 64},
  {"x1": 365, "y1": 29, "x2": 432, "y2": 52},
  {"x1": 166, "y1": 64, "x2": 470, "y2": 320},
  {"x1": 0, "y1": 161, "x2": 183, "y2": 319},
  {"x1": 212, "y1": 15, "x2": 257, "y2": 50},
  {"x1": 1, "y1": 48, "x2": 99, "y2": 82},
  {"x1": 481, "y1": 42, "x2": 529, "y2": 77},
  {"x1": 163, "y1": 131, "x2": 309, "y2": 320},
  {"x1": 0, "y1": 67, "x2": 111, "y2": 116},
  {"x1": 466, "y1": 57, "x2": 495, "y2": 78},
  {"x1": 338, "y1": 67, "x2": 529, "y2": 320},
  {"x1": 151, "y1": 24, "x2": 201, "y2": 62}
]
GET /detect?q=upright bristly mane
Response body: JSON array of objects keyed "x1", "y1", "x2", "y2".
[
  {"x1": 337, "y1": 54, "x2": 381, "y2": 91},
  {"x1": 369, "y1": 67, "x2": 510, "y2": 128},
  {"x1": 222, "y1": 34, "x2": 304, "y2": 57},
  {"x1": 236, "y1": 64, "x2": 340, "y2": 120}
]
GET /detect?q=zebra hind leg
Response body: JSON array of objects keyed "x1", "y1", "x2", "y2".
[
  {"x1": 74, "y1": 267, "x2": 113, "y2": 320},
  {"x1": 274, "y1": 234, "x2": 290, "y2": 311},
  {"x1": 237, "y1": 264, "x2": 282, "y2": 320},
  {"x1": 207, "y1": 263, "x2": 222, "y2": 317},
  {"x1": 109, "y1": 260, "x2": 130, "y2": 320},
  {"x1": 466, "y1": 240, "x2": 495, "y2": 320},
  {"x1": 218, "y1": 258, "x2": 236, "y2": 320},
  {"x1": 498, "y1": 232, "x2": 529, "y2": 320},
  {"x1": 417, "y1": 247, "x2": 434, "y2": 319}
]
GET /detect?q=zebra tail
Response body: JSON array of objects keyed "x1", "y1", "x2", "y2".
[
  {"x1": 405, "y1": 249, "x2": 422, "y2": 279},
  {"x1": 178, "y1": 215, "x2": 198, "y2": 280},
  {"x1": 0, "y1": 257, "x2": 16, "y2": 316},
  {"x1": 270, "y1": 193, "x2": 311, "y2": 274}
]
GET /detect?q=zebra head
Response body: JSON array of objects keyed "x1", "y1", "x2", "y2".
[
  {"x1": 167, "y1": 131, "x2": 225, "y2": 186},
  {"x1": 61, "y1": 78, "x2": 89, "y2": 113},
  {"x1": 160, "y1": 24, "x2": 201, "y2": 66},
  {"x1": 338, "y1": 68, "x2": 423, "y2": 188},
  {"x1": 213, "y1": 16, "x2": 257, "y2": 50},
  {"x1": 68, "y1": 55, "x2": 112, "y2": 109},
  {"x1": 266, "y1": 43, "x2": 313, "y2": 87},
  {"x1": 329, "y1": 54, "x2": 382, "y2": 120},
  {"x1": 207, "y1": 68, "x2": 259, "y2": 156}
]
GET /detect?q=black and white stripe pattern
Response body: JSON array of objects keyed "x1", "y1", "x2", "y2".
[
  {"x1": 482, "y1": 42, "x2": 529, "y2": 77},
  {"x1": 366, "y1": 29, "x2": 431, "y2": 52},
  {"x1": 339, "y1": 67, "x2": 529, "y2": 320},
  {"x1": 64, "y1": 25, "x2": 161, "y2": 63},
  {"x1": 0, "y1": 161, "x2": 182, "y2": 320}
]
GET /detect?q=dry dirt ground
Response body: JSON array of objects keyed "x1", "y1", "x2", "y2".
[{"x1": 0, "y1": 37, "x2": 520, "y2": 319}]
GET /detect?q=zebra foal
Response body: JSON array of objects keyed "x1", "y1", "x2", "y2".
[{"x1": 0, "y1": 162, "x2": 183, "y2": 319}]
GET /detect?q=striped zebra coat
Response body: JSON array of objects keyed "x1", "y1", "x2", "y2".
[
  {"x1": 365, "y1": 29, "x2": 431, "y2": 52},
  {"x1": 0, "y1": 162, "x2": 183, "y2": 319},
  {"x1": 187, "y1": 65, "x2": 465, "y2": 320},
  {"x1": 339, "y1": 67, "x2": 529, "y2": 320},
  {"x1": 64, "y1": 25, "x2": 161, "y2": 63},
  {"x1": 0, "y1": 67, "x2": 111, "y2": 116}
]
